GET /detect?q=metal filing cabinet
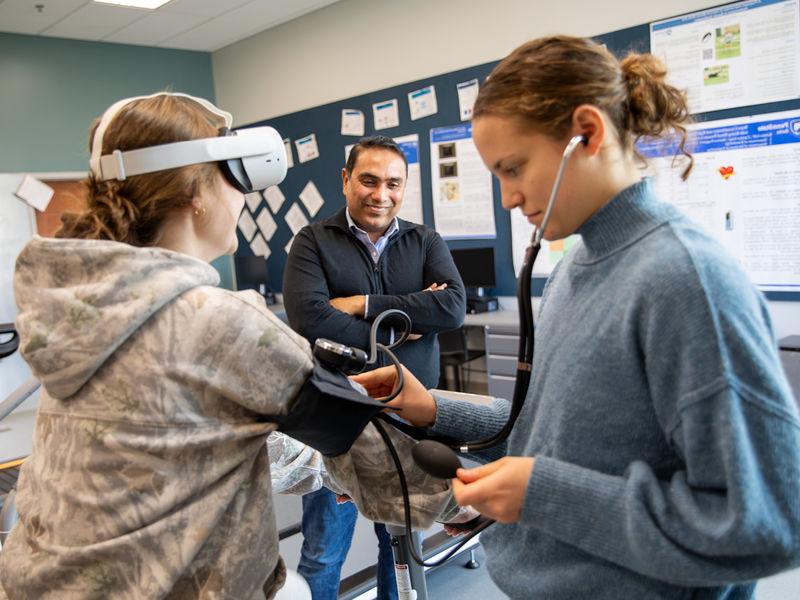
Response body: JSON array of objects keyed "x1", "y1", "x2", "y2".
[{"x1": 484, "y1": 323, "x2": 520, "y2": 401}]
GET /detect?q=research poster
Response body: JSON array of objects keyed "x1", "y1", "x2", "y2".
[
  {"x1": 509, "y1": 209, "x2": 580, "y2": 277},
  {"x1": 394, "y1": 134, "x2": 424, "y2": 224},
  {"x1": 650, "y1": 0, "x2": 800, "y2": 113},
  {"x1": 429, "y1": 124, "x2": 496, "y2": 239},
  {"x1": 639, "y1": 109, "x2": 800, "y2": 292}
]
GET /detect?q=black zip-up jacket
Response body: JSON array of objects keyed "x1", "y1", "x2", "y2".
[{"x1": 282, "y1": 208, "x2": 466, "y2": 388}]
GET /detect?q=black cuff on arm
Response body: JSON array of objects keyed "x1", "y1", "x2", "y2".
[{"x1": 273, "y1": 359, "x2": 387, "y2": 457}]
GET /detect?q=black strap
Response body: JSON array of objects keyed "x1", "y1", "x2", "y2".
[{"x1": 0, "y1": 324, "x2": 19, "y2": 360}]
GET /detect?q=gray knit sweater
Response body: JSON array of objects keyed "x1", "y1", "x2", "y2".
[{"x1": 431, "y1": 179, "x2": 800, "y2": 599}]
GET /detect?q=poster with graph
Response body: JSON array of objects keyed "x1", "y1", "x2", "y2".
[{"x1": 639, "y1": 109, "x2": 800, "y2": 292}]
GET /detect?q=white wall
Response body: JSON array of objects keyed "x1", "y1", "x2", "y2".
[
  {"x1": 212, "y1": 0, "x2": 725, "y2": 124},
  {"x1": 212, "y1": 0, "x2": 799, "y2": 337},
  {"x1": 1, "y1": 176, "x2": 40, "y2": 462}
]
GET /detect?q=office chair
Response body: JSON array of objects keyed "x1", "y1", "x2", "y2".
[{"x1": 438, "y1": 327, "x2": 485, "y2": 392}]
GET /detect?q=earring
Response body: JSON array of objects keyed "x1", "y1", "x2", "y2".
[{"x1": 194, "y1": 206, "x2": 206, "y2": 216}]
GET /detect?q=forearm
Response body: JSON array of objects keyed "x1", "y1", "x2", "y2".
[
  {"x1": 283, "y1": 229, "x2": 390, "y2": 348},
  {"x1": 429, "y1": 394, "x2": 510, "y2": 463},
  {"x1": 267, "y1": 431, "x2": 343, "y2": 495},
  {"x1": 368, "y1": 231, "x2": 466, "y2": 333},
  {"x1": 288, "y1": 299, "x2": 391, "y2": 349},
  {"x1": 323, "y1": 420, "x2": 453, "y2": 529},
  {"x1": 368, "y1": 288, "x2": 466, "y2": 333}
]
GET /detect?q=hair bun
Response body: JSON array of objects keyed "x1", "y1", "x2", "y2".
[
  {"x1": 620, "y1": 52, "x2": 693, "y2": 179},
  {"x1": 620, "y1": 53, "x2": 689, "y2": 137}
]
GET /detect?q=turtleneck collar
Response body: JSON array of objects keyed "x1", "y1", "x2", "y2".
[{"x1": 573, "y1": 178, "x2": 679, "y2": 263}]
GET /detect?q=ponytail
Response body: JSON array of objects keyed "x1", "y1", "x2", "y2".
[{"x1": 58, "y1": 177, "x2": 141, "y2": 244}]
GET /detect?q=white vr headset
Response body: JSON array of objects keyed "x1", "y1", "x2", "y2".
[{"x1": 89, "y1": 92, "x2": 287, "y2": 194}]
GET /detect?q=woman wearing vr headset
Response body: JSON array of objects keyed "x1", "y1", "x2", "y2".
[
  {"x1": 356, "y1": 36, "x2": 800, "y2": 598},
  {"x1": 0, "y1": 93, "x2": 451, "y2": 599}
]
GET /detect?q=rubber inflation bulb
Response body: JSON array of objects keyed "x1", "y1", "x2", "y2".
[{"x1": 412, "y1": 440, "x2": 462, "y2": 479}]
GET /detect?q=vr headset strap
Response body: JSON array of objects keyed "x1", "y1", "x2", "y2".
[{"x1": 96, "y1": 128, "x2": 276, "y2": 182}]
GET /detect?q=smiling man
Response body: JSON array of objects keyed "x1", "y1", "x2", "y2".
[{"x1": 282, "y1": 135, "x2": 466, "y2": 599}]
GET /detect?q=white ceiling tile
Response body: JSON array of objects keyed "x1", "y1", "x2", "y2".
[
  {"x1": 103, "y1": 8, "x2": 207, "y2": 46},
  {"x1": 42, "y1": 2, "x2": 148, "y2": 41},
  {"x1": 159, "y1": 0, "x2": 250, "y2": 19},
  {"x1": 165, "y1": 0, "x2": 338, "y2": 51},
  {"x1": 0, "y1": 0, "x2": 88, "y2": 35},
  {"x1": 0, "y1": 0, "x2": 345, "y2": 51}
]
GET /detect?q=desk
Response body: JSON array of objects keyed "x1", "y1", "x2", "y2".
[
  {"x1": 464, "y1": 307, "x2": 520, "y2": 328},
  {"x1": 462, "y1": 307, "x2": 522, "y2": 401},
  {"x1": 464, "y1": 310, "x2": 800, "y2": 406}
]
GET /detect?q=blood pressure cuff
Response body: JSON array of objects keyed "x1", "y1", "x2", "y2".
[{"x1": 274, "y1": 359, "x2": 388, "y2": 457}]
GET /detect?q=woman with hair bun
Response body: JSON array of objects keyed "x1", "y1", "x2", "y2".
[
  {"x1": 356, "y1": 36, "x2": 800, "y2": 598},
  {"x1": 0, "y1": 93, "x2": 450, "y2": 599}
]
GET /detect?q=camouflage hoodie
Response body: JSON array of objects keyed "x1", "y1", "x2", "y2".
[{"x1": 0, "y1": 236, "x2": 451, "y2": 600}]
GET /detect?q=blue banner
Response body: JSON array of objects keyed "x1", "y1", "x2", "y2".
[
  {"x1": 397, "y1": 140, "x2": 419, "y2": 164},
  {"x1": 637, "y1": 114, "x2": 800, "y2": 158},
  {"x1": 431, "y1": 124, "x2": 472, "y2": 143},
  {"x1": 651, "y1": 0, "x2": 790, "y2": 32}
]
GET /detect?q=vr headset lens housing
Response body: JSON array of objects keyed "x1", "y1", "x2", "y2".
[
  {"x1": 90, "y1": 93, "x2": 287, "y2": 193},
  {"x1": 216, "y1": 126, "x2": 287, "y2": 194}
]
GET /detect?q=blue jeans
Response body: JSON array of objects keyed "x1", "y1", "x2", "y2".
[{"x1": 298, "y1": 487, "x2": 398, "y2": 600}]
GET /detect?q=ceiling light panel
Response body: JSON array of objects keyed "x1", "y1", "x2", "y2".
[{"x1": 94, "y1": 0, "x2": 172, "y2": 9}]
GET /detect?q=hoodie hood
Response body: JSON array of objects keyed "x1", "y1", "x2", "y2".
[{"x1": 14, "y1": 236, "x2": 219, "y2": 399}]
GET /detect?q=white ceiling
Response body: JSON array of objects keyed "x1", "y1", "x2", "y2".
[{"x1": 0, "y1": 0, "x2": 343, "y2": 51}]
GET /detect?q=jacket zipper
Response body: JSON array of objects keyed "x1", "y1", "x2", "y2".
[{"x1": 350, "y1": 230, "x2": 405, "y2": 367}]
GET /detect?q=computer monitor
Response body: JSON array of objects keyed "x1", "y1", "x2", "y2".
[
  {"x1": 234, "y1": 255, "x2": 269, "y2": 293},
  {"x1": 450, "y1": 247, "x2": 496, "y2": 290}
]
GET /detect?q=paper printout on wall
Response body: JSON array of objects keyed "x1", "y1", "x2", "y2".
[
  {"x1": 456, "y1": 79, "x2": 480, "y2": 122},
  {"x1": 429, "y1": 124, "x2": 496, "y2": 239},
  {"x1": 650, "y1": 0, "x2": 800, "y2": 113},
  {"x1": 245, "y1": 192, "x2": 262, "y2": 213},
  {"x1": 256, "y1": 207, "x2": 277, "y2": 241},
  {"x1": 265, "y1": 185, "x2": 286, "y2": 214},
  {"x1": 283, "y1": 139, "x2": 294, "y2": 169},
  {"x1": 394, "y1": 134, "x2": 424, "y2": 224},
  {"x1": 14, "y1": 175, "x2": 54, "y2": 212},
  {"x1": 408, "y1": 85, "x2": 438, "y2": 121},
  {"x1": 510, "y1": 208, "x2": 579, "y2": 277},
  {"x1": 639, "y1": 108, "x2": 800, "y2": 292},
  {"x1": 238, "y1": 210, "x2": 257, "y2": 242},
  {"x1": 295, "y1": 133, "x2": 320, "y2": 163},
  {"x1": 250, "y1": 232, "x2": 270, "y2": 259},
  {"x1": 285, "y1": 203, "x2": 309, "y2": 235},
  {"x1": 341, "y1": 109, "x2": 366, "y2": 136},
  {"x1": 372, "y1": 98, "x2": 400, "y2": 130},
  {"x1": 300, "y1": 181, "x2": 325, "y2": 217}
]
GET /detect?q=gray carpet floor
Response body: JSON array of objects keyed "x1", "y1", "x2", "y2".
[{"x1": 425, "y1": 544, "x2": 506, "y2": 599}]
